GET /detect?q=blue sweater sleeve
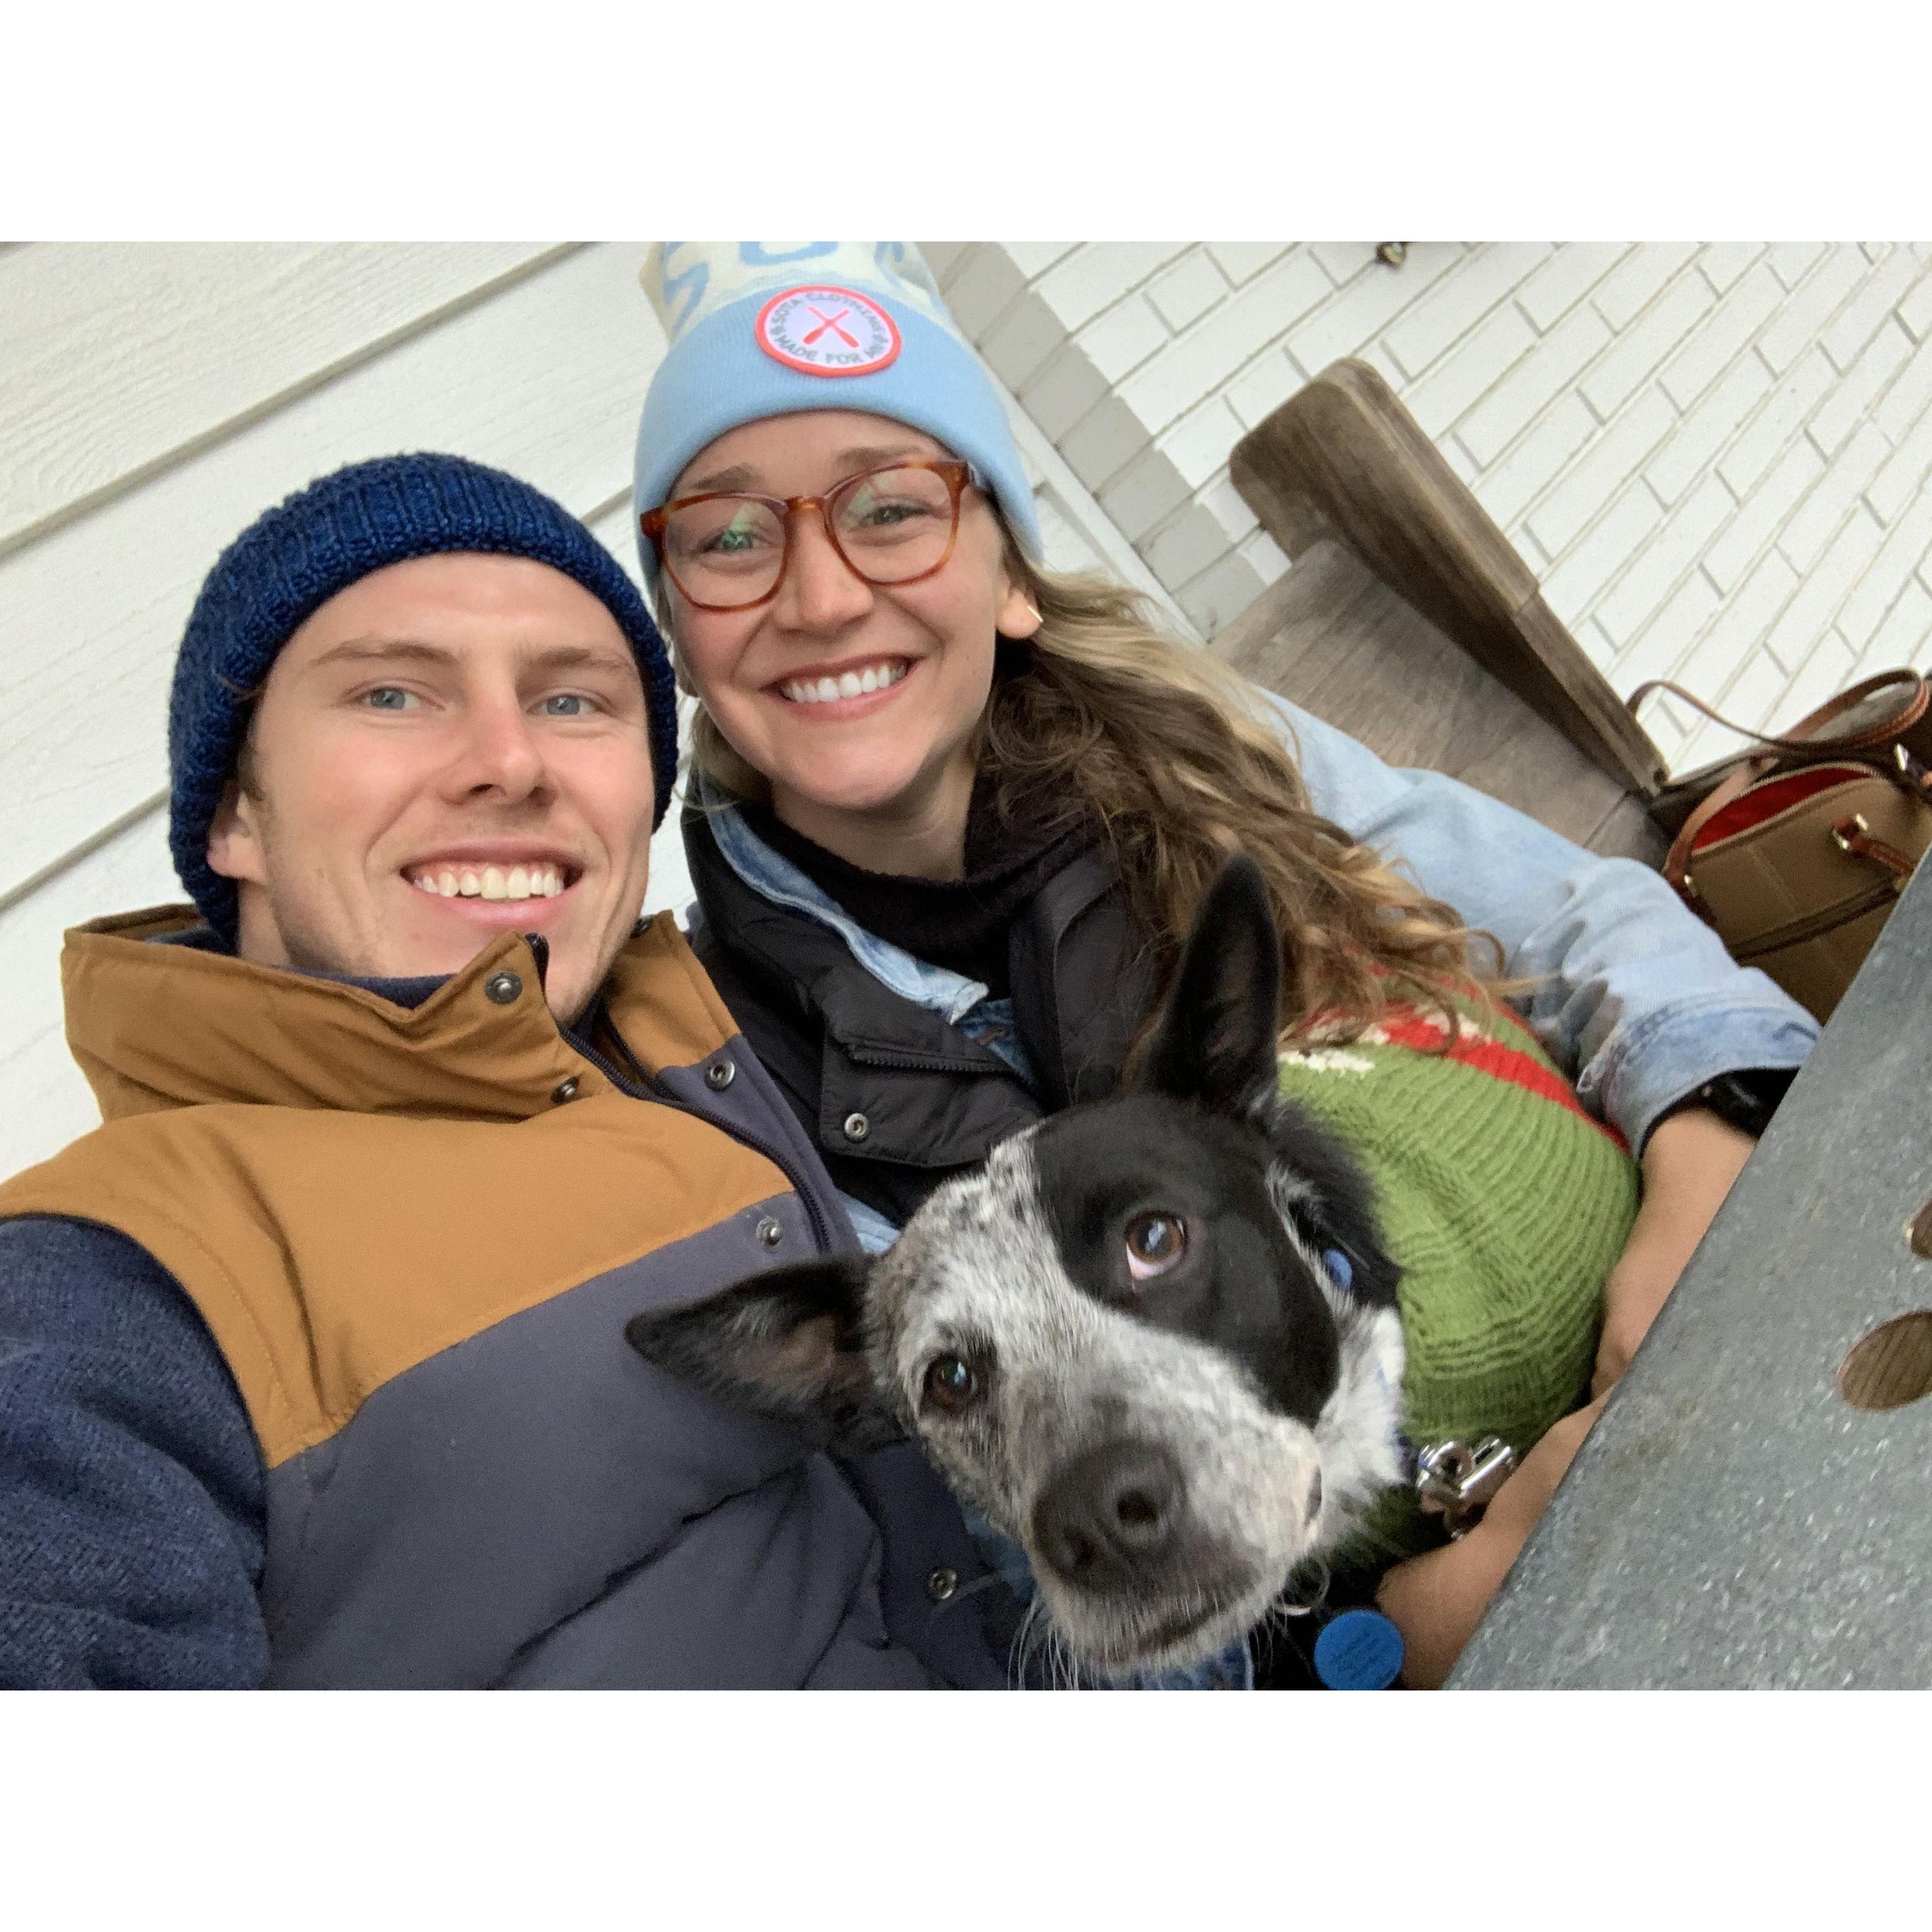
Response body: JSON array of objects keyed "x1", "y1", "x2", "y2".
[{"x1": 0, "y1": 1216, "x2": 268, "y2": 1689}]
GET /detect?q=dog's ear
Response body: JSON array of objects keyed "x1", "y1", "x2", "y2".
[
  {"x1": 1142, "y1": 852, "x2": 1283, "y2": 1116},
  {"x1": 625, "y1": 1257, "x2": 901, "y2": 1453}
]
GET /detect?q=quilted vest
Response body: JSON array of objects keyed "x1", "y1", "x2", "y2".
[{"x1": 0, "y1": 908, "x2": 1009, "y2": 1687}]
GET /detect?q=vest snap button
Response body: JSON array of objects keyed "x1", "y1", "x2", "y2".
[
  {"x1": 757, "y1": 1216, "x2": 785, "y2": 1249},
  {"x1": 706, "y1": 1057, "x2": 736, "y2": 1091},
  {"x1": 551, "y1": 1077, "x2": 579, "y2": 1104},
  {"x1": 925, "y1": 1567, "x2": 958, "y2": 1604},
  {"x1": 484, "y1": 970, "x2": 523, "y2": 1005},
  {"x1": 843, "y1": 1111, "x2": 870, "y2": 1142}
]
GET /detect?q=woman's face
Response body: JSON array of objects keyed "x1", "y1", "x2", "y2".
[{"x1": 661, "y1": 410, "x2": 1040, "y2": 851}]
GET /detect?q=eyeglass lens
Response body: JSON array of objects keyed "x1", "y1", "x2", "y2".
[{"x1": 659, "y1": 466, "x2": 959, "y2": 608}]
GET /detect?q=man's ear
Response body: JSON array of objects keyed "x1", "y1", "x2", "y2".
[
  {"x1": 205, "y1": 777, "x2": 266, "y2": 885},
  {"x1": 624, "y1": 1256, "x2": 900, "y2": 1453},
  {"x1": 1141, "y1": 853, "x2": 1283, "y2": 1116}
]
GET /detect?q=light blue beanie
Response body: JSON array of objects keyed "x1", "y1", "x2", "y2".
[{"x1": 633, "y1": 243, "x2": 1040, "y2": 582}]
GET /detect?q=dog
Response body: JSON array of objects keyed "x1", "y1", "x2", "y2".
[{"x1": 627, "y1": 855, "x2": 1409, "y2": 1680}]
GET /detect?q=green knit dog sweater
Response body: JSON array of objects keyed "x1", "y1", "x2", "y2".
[{"x1": 1277, "y1": 994, "x2": 1640, "y2": 1561}]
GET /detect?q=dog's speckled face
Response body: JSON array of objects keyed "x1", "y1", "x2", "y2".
[
  {"x1": 860, "y1": 1099, "x2": 1405, "y2": 1672},
  {"x1": 626, "y1": 854, "x2": 1407, "y2": 1675}
]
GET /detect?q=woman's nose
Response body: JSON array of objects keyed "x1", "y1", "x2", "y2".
[{"x1": 771, "y1": 507, "x2": 874, "y2": 635}]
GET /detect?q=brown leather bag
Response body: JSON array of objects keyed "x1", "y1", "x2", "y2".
[{"x1": 1627, "y1": 670, "x2": 1932, "y2": 1021}]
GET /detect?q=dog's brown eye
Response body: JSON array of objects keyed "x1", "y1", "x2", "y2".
[
  {"x1": 923, "y1": 1355, "x2": 980, "y2": 1413},
  {"x1": 1124, "y1": 1211, "x2": 1187, "y2": 1281}
]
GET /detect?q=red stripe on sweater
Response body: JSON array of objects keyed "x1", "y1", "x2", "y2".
[{"x1": 1367, "y1": 1010, "x2": 1630, "y2": 1154}]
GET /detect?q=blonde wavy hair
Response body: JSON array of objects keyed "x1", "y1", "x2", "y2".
[{"x1": 675, "y1": 548, "x2": 1503, "y2": 1046}]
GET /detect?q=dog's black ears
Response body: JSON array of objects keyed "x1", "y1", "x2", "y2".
[
  {"x1": 624, "y1": 1256, "x2": 901, "y2": 1453},
  {"x1": 1141, "y1": 852, "x2": 1283, "y2": 1116}
]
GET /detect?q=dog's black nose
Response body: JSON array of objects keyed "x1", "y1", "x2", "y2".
[{"x1": 1031, "y1": 1440, "x2": 1187, "y2": 1592}]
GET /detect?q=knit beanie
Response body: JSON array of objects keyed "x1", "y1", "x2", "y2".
[
  {"x1": 632, "y1": 243, "x2": 1040, "y2": 579},
  {"x1": 168, "y1": 452, "x2": 680, "y2": 943}
]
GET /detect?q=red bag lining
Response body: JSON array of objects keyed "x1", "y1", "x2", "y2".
[{"x1": 1692, "y1": 765, "x2": 1873, "y2": 849}]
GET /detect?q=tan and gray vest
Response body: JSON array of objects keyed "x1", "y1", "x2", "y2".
[{"x1": 0, "y1": 908, "x2": 1005, "y2": 1686}]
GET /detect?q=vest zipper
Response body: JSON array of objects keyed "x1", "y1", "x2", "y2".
[{"x1": 577, "y1": 1009, "x2": 838, "y2": 1256}]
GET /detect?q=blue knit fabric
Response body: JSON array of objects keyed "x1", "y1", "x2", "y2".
[
  {"x1": 0, "y1": 1216, "x2": 268, "y2": 1689},
  {"x1": 633, "y1": 242, "x2": 1040, "y2": 576},
  {"x1": 167, "y1": 452, "x2": 679, "y2": 942}
]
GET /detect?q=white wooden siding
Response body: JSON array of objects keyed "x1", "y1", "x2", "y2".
[
  {"x1": 14, "y1": 240, "x2": 1919, "y2": 1186},
  {"x1": 0, "y1": 242, "x2": 1149, "y2": 1182}
]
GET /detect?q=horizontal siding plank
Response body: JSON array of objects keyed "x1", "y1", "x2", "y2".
[
  {"x1": 0, "y1": 242, "x2": 566, "y2": 557},
  {"x1": 0, "y1": 807, "x2": 177, "y2": 1182},
  {"x1": 0, "y1": 244, "x2": 666, "y2": 909}
]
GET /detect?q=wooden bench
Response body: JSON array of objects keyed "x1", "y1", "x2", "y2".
[{"x1": 1213, "y1": 358, "x2": 1669, "y2": 866}]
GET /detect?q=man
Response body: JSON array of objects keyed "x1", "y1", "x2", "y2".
[{"x1": 0, "y1": 454, "x2": 1011, "y2": 1687}]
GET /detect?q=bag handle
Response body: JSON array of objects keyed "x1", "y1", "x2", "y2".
[
  {"x1": 1661, "y1": 763, "x2": 1759, "y2": 903},
  {"x1": 1627, "y1": 668, "x2": 1929, "y2": 761}
]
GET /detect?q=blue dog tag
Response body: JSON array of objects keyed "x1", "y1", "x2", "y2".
[{"x1": 1314, "y1": 1609, "x2": 1404, "y2": 1690}]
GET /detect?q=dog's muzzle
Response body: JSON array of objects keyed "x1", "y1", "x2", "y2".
[{"x1": 1030, "y1": 1438, "x2": 1208, "y2": 1596}]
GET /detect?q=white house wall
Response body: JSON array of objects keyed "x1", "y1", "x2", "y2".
[
  {"x1": 0, "y1": 242, "x2": 1137, "y2": 1182},
  {"x1": 925, "y1": 242, "x2": 1932, "y2": 776},
  {"x1": 10, "y1": 239, "x2": 1932, "y2": 1182}
]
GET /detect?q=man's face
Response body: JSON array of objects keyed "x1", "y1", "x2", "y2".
[{"x1": 206, "y1": 552, "x2": 656, "y2": 1027}]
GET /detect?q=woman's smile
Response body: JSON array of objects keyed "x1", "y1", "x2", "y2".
[{"x1": 770, "y1": 654, "x2": 913, "y2": 714}]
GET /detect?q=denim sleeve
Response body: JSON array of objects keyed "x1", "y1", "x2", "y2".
[
  {"x1": 1265, "y1": 693, "x2": 1821, "y2": 1151},
  {"x1": 0, "y1": 1216, "x2": 268, "y2": 1689}
]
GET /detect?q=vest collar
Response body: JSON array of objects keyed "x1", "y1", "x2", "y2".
[{"x1": 60, "y1": 904, "x2": 731, "y2": 1126}]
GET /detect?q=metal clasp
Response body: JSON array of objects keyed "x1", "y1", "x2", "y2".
[
  {"x1": 1414, "y1": 1435, "x2": 1517, "y2": 1539},
  {"x1": 1831, "y1": 812, "x2": 1871, "y2": 854}
]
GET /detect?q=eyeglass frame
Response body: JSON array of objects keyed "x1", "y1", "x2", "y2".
[{"x1": 639, "y1": 458, "x2": 984, "y2": 613}]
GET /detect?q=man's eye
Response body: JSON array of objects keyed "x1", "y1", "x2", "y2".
[
  {"x1": 360, "y1": 686, "x2": 420, "y2": 711},
  {"x1": 541, "y1": 693, "x2": 596, "y2": 717},
  {"x1": 1124, "y1": 1211, "x2": 1187, "y2": 1281}
]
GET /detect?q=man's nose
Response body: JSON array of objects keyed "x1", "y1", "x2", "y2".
[
  {"x1": 445, "y1": 696, "x2": 550, "y2": 802},
  {"x1": 770, "y1": 508, "x2": 874, "y2": 636}
]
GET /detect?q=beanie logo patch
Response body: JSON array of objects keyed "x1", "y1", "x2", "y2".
[{"x1": 755, "y1": 285, "x2": 901, "y2": 377}]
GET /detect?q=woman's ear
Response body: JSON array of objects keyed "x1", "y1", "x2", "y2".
[{"x1": 995, "y1": 566, "x2": 1044, "y2": 641}]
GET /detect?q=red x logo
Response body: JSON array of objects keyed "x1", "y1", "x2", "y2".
[{"x1": 802, "y1": 305, "x2": 858, "y2": 348}]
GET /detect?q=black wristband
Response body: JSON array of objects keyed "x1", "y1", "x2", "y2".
[{"x1": 1653, "y1": 1068, "x2": 1797, "y2": 1141}]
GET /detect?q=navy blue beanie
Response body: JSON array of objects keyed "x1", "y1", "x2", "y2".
[{"x1": 168, "y1": 452, "x2": 679, "y2": 942}]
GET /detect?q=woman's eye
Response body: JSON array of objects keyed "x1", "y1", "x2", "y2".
[
  {"x1": 856, "y1": 499, "x2": 927, "y2": 527},
  {"x1": 1124, "y1": 1212, "x2": 1187, "y2": 1281},
  {"x1": 541, "y1": 693, "x2": 594, "y2": 717},
  {"x1": 694, "y1": 509, "x2": 777, "y2": 556},
  {"x1": 922, "y1": 1355, "x2": 981, "y2": 1415}
]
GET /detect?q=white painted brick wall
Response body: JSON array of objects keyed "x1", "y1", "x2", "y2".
[{"x1": 925, "y1": 240, "x2": 1932, "y2": 776}]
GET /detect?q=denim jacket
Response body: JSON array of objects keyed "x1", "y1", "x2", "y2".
[
  {"x1": 704, "y1": 690, "x2": 1820, "y2": 1191},
  {"x1": 1267, "y1": 694, "x2": 1819, "y2": 1147}
]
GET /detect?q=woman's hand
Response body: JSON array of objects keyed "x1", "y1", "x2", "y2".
[
  {"x1": 1376, "y1": 1393, "x2": 1607, "y2": 1688},
  {"x1": 1590, "y1": 1105, "x2": 1756, "y2": 1398},
  {"x1": 1375, "y1": 1104, "x2": 1758, "y2": 1687}
]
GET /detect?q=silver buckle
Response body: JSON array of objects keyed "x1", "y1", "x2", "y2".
[{"x1": 1414, "y1": 1435, "x2": 1517, "y2": 1538}]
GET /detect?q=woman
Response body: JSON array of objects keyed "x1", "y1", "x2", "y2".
[{"x1": 631, "y1": 242, "x2": 1818, "y2": 1685}]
